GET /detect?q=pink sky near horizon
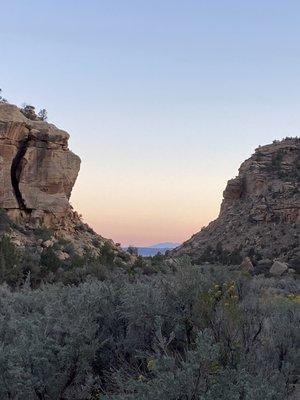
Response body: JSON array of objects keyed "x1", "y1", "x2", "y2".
[
  {"x1": 70, "y1": 159, "x2": 228, "y2": 247},
  {"x1": 2, "y1": 1, "x2": 300, "y2": 246},
  {"x1": 71, "y1": 194, "x2": 221, "y2": 247}
]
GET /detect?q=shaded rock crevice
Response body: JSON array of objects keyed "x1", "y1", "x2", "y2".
[
  {"x1": 1, "y1": 102, "x2": 81, "y2": 225},
  {"x1": 10, "y1": 136, "x2": 31, "y2": 211}
]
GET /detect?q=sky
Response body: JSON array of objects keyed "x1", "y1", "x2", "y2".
[{"x1": 1, "y1": 1, "x2": 300, "y2": 246}]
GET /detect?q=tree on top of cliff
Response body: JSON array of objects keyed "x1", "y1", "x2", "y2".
[
  {"x1": 20, "y1": 103, "x2": 48, "y2": 121},
  {"x1": 20, "y1": 104, "x2": 38, "y2": 120},
  {"x1": 0, "y1": 89, "x2": 7, "y2": 103},
  {"x1": 38, "y1": 108, "x2": 47, "y2": 121}
]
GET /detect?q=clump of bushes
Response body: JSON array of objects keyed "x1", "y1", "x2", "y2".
[
  {"x1": 33, "y1": 226, "x2": 53, "y2": 241},
  {"x1": 0, "y1": 260, "x2": 298, "y2": 399},
  {"x1": 20, "y1": 104, "x2": 48, "y2": 121},
  {"x1": 0, "y1": 235, "x2": 135, "y2": 288},
  {"x1": 270, "y1": 149, "x2": 284, "y2": 170},
  {"x1": 0, "y1": 209, "x2": 12, "y2": 232},
  {"x1": 0, "y1": 236, "x2": 22, "y2": 287},
  {"x1": 198, "y1": 242, "x2": 243, "y2": 265}
]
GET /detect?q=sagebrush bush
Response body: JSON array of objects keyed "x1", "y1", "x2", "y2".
[
  {"x1": 0, "y1": 259, "x2": 298, "y2": 399},
  {"x1": 0, "y1": 235, "x2": 22, "y2": 287}
]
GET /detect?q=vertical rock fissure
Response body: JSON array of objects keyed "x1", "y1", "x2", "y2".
[{"x1": 11, "y1": 136, "x2": 31, "y2": 211}]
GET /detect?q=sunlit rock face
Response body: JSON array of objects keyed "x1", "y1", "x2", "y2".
[
  {"x1": 0, "y1": 103, "x2": 80, "y2": 225},
  {"x1": 171, "y1": 138, "x2": 300, "y2": 264},
  {"x1": 0, "y1": 102, "x2": 129, "y2": 262}
]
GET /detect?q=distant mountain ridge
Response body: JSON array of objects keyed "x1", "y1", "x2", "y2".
[
  {"x1": 148, "y1": 242, "x2": 180, "y2": 249},
  {"x1": 124, "y1": 242, "x2": 180, "y2": 257}
]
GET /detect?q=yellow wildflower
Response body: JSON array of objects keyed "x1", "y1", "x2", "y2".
[{"x1": 147, "y1": 359, "x2": 156, "y2": 370}]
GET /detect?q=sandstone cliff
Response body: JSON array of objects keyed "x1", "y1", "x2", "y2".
[
  {"x1": 0, "y1": 103, "x2": 80, "y2": 224},
  {"x1": 171, "y1": 138, "x2": 300, "y2": 266},
  {"x1": 0, "y1": 102, "x2": 126, "y2": 262}
]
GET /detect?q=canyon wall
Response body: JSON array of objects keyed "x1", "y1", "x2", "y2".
[
  {"x1": 0, "y1": 103, "x2": 80, "y2": 226},
  {"x1": 171, "y1": 138, "x2": 300, "y2": 264}
]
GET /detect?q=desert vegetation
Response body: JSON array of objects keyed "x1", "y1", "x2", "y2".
[
  {"x1": 0, "y1": 235, "x2": 299, "y2": 399},
  {"x1": 20, "y1": 104, "x2": 48, "y2": 121},
  {"x1": 0, "y1": 89, "x2": 47, "y2": 120},
  {"x1": 0, "y1": 99, "x2": 299, "y2": 399}
]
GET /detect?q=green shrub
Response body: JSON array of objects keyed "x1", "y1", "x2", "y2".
[
  {"x1": 40, "y1": 247, "x2": 62, "y2": 273},
  {"x1": 0, "y1": 236, "x2": 22, "y2": 286},
  {"x1": 99, "y1": 241, "x2": 116, "y2": 265},
  {"x1": 34, "y1": 226, "x2": 53, "y2": 241},
  {"x1": 0, "y1": 209, "x2": 11, "y2": 232}
]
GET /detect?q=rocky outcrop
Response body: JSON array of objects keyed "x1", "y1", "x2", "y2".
[
  {"x1": 0, "y1": 103, "x2": 80, "y2": 225},
  {"x1": 0, "y1": 102, "x2": 128, "y2": 263},
  {"x1": 171, "y1": 138, "x2": 300, "y2": 266}
]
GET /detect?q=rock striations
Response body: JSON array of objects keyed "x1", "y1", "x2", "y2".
[
  {"x1": 0, "y1": 102, "x2": 126, "y2": 261},
  {"x1": 0, "y1": 103, "x2": 80, "y2": 224},
  {"x1": 171, "y1": 138, "x2": 300, "y2": 266}
]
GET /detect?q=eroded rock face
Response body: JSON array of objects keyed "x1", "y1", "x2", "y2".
[
  {"x1": 171, "y1": 138, "x2": 300, "y2": 264},
  {"x1": 0, "y1": 102, "x2": 130, "y2": 263},
  {"x1": 0, "y1": 103, "x2": 80, "y2": 224},
  {"x1": 220, "y1": 139, "x2": 300, "y2": 223}
]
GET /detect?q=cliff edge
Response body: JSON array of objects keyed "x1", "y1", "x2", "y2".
[
  {"x1": 0, "y1": 102, "x2": 126, "y2": 262},
  {"x1": 171, "y1": 138, "x2": 300, "y2": 266}
]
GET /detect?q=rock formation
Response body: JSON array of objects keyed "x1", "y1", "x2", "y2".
[
  {"x1": 0, "y1": 102, "x2": 127, "y2": 262},
  {"x1": 171, "y1": 138, "x2": 300, "y2": 267},
  {"x1": 0, "y1": 103, "x2": 80, "y2": 225}
]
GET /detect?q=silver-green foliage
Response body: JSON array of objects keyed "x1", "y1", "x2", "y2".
[
  {"x1": 0, "y1": 261, "x2": 298, "y2": 399},
  {"x1": 0, "y1": 283, "x2": 102, "y2": 399}
]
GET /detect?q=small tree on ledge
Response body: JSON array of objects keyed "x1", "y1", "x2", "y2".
[
  {"x1": 38, "y1": 108, "x2": 48, "y2": 121},
  {"x1": 0, "y1": 89, "x2": 7, "y2": 103},
  {"x1": 21, "y1": 104, "x2": 38, "y2": 120},
  {"x1": 21, "y1": 104, "x2": 48, "y2": 121}
]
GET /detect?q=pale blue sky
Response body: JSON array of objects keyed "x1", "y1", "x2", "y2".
[{"x1": 1, "y1": 1, "x2": 299, "y2": 245}]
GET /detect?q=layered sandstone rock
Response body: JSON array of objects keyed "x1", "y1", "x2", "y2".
[
  {"x1": 171, "y1": 138, "x2": 300, "y2": 266},
  {"x1": 0, "y1": 103, "x2": 80, "y2": 224},
  {"x1": 0, "y1": 102, "x2": 128, "y2": 263}
]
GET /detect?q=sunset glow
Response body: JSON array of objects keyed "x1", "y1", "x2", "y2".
[{"x1": 2, "y1": 1, "x2": 299, "y2": 245}]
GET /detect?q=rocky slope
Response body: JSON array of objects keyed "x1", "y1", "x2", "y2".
[
  {"x1": 0, "y1": 102, "x2": 127, "y2": 262},
  {"x1": 171, "y1": 138, "x2": 300, "y2": 267}
]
